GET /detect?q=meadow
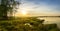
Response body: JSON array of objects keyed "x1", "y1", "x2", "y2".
[{"x1": 0, "y1": 17, "x2": 60, "y2": 31}]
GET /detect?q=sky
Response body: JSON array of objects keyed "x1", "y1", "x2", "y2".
[{"x1": 15, "y1": 0, "x2": 60, "y2": 16}]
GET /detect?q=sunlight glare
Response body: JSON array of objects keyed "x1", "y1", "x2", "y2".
[{"x1": 21, "y1": 10, "x2": 27, "y2": 15}]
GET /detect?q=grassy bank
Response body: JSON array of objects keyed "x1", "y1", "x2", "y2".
[{"x1": 0, "y1": 17, "x2": 60, "y2": 31}]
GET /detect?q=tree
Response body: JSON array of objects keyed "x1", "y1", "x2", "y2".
[{"x1": 0, "y1": 0, "x2": 20, "y2": 19}]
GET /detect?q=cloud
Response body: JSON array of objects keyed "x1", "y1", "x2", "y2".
[{"x1": 16, "y1": 0, "x2": 60, "y2": 16}]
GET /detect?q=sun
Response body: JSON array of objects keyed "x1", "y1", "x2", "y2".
[
  {"x1": 15, "y1": 8, "x2": 30, "y2": 17},
  {"x1": 21, "y1": 10, "x2": 27, "y2": 15}
]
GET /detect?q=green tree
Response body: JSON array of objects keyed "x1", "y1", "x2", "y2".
[{"x1": 0, "y1": 0, "x2": 20, "y2": 19}]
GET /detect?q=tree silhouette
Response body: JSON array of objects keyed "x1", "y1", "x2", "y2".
[{"x1": 0, "y1": 0, "x2": 20, "y2": 19}]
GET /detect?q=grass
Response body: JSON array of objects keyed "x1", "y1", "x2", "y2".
[{"x1": 0, "y1": 17, "x2": 60, "y2": 31}]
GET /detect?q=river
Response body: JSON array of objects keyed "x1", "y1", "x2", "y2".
[{"x1": 39, "y1": 17, "x2": 60, "y2": 28}]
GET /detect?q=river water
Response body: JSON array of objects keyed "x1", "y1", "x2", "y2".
[{"x1": 39, "y1": 17, "x2": 60, "y2": 28}]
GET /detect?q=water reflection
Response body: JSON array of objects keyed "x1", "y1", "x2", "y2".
[{"x1": 39, "y1": 17, "x2": 60, "y2": 28}]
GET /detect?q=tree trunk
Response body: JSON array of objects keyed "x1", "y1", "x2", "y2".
[{"x1": 2, "y1": 11, "x2": 8, "y2": 20}]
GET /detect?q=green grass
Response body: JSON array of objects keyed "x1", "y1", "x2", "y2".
[{"x1": 0, "y1": 17, "x2": 60, "y2": 31}]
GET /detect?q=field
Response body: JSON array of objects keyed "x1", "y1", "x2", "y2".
[{"x1": 0, "y1": 17, "x2": 60, "y2": 31}]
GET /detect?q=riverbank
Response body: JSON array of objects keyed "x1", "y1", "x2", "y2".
[{"x1": 0, "y1": 17, "x2": 60, "y2": 31}]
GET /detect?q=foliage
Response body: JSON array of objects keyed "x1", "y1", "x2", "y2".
[
  {"x1": 0, "y1": 0, "x2": 20, "y2": 19},
  {"x1": 0, "y1": 17, "x2": 60, "y2": 31}
]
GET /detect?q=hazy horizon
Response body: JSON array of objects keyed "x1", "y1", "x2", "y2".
[{"x1": 13, "y1": 0, "x2": 60, "y2": 16}]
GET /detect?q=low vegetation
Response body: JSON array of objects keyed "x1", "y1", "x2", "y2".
[{"x1": 0, "y1": 17, "x2": 60, "y2": 31}]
